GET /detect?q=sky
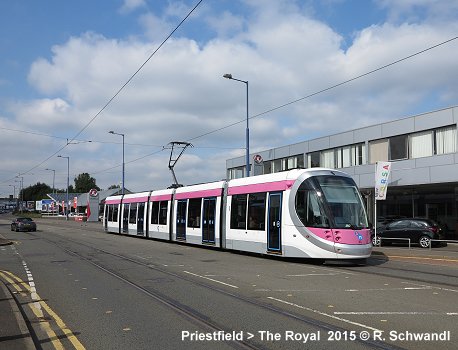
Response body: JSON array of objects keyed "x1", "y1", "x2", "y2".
[{"x1": 0, "y1": 0, "x2": 457, "y2": 195}]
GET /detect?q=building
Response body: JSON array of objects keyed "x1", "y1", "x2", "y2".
[{"x1": 226, "y1": 106, "x2": 458, "y2": 239}]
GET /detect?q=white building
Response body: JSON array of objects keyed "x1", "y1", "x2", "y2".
[{"x1": 226, "y1": 106, "x2": 458, "y2": 239}]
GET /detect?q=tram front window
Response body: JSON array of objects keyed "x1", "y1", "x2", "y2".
[
  {"x1": 317, "y1": 177, "x2": 368, "y2": 229},
  {"x1": 295, "y1": 175, "x2": 368, "y2": 229}
]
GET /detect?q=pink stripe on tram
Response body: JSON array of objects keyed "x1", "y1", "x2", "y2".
[
  {"x1": 228, "y1": 180, "x2": 295, "y2": 195},
  {"x1": 123, "y1": 196, "x2": 149, "y2": 203},
  {"x1": 175, "y1": 188, "x2": 222, "y2": 200},
  {"x1": 150, "y1": 194, "x2": 172, "y2": 202},
  {"x1": 105, "y1": 199, "x2": 121, "y2": 204}
]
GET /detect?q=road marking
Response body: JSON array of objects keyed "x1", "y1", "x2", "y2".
[
  {"x1": 0, "y1": 270, "x2": 85, "y2": 350},
  {"x1": 334, "y1": 311, "x2": 458, "y2": 316},
  {"x1": 183, "y1": 271, "x2": 239, "y2": 289},
  {"x1": 267, "y1": 296, "x2": 382, "y2": 332},
  {"x1": 402, "y1": 281, "x2": 458, "y2": 293},
  {"x1": 286, "y1": 273, "x2": 340, "y2": 276}
]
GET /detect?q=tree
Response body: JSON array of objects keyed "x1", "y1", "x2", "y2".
[
  {"x1": 73, "y1": 173, "x2": 100, "y2": 193},
  {"x1": 108, "y1": 184, "x2": 120, "y2": 190},
  {"x1": 21, "y1": 182, "x2": 53, "y2": 201}
]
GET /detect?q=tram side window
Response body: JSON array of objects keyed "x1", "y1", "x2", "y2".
[
  {"x1": 151, "y1": 201, "x2": 159, "y2": 225},
  {"x1": 129, "y1": 203, "x2": 137, "y2": 224},
  {"x1": 230, "y1": 194, "x2": 247, "y2": 229},
  {"x1": 247, "y1": 193, "x2": 266, "y2": 230},
  {"x1": 187, "y1": 198, "x2": 202, "y2": 228},
  {"x1": 113, "y1": 205, "x2": 119, "y2": 222},
  {"x1": 106, "y1": 205, "x2": 112, "y2": 221},
  {"x1": 159, "y1": 201, "x2": 168, "y2": 225}
]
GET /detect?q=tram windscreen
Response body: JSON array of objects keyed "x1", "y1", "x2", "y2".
[{"x1": 295, "y1": 175, "x2": 368, "y2": 229}]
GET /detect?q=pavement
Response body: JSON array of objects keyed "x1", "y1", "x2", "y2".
[
  {"x1": 0, "y1": 235, "x2": 35, "y2": 350},
  {"x1": 1, "y1": 220, "x2": 457, "y2": 350}
]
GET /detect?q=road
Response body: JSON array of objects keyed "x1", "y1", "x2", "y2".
[{"x1": 1, "y1": 215, "x2": 457, "y2": 350}]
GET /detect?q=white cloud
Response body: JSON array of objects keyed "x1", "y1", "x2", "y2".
[
  {"x1": 2, "y1": 1, "x2": 458, "y2": 191},
  {"x1": 119, "y1": 0, "x2": 147, "y2": 14}
]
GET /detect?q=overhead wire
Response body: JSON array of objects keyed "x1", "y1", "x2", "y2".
[
  {"x1": 1, "y1": 0, "x2": 204, "y2": 185},
  {"x1": 3, "y1": 16, "x2": 456, "y2": 185},
  {"x1": 90, "y1": 35, "x2": 458, "y2": 178},
  {"x1": 187, "y1": 35, "x2": 458, "y2": 142}
]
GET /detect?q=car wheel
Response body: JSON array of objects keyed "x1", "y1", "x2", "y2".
[
  {"x1": 419, "y1": 235, "x2": 431, "y2": 248},
  {"x1": 15, "y1": 227, "x2": 19, "y2": 232},
  {"x1": 372, "y1": 236, "x2": 381, "y2": 246}
]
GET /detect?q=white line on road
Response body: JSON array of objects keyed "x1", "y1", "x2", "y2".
[
  {"x1": 183, "y1": 271, "x2": 239, "y2": 289},
  {"x1": 334, "y1": 311, "x2": 458, "y2": 316},
  {"x1": 267, "y1": 296, "x2": 382, "y2": 332}
]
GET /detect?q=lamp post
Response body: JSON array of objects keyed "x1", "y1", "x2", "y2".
[
  {"x1": 108, "y1": 131, "x2": 125, "y2": 195},
  {"x1": 58, "y1": 155, "x2": 70, "y2": 220},
  {"x1": 8, "y1": 184, "x2": 15, "y2": 198},
  {"x1": 223, "y1": 73, "x2": 250, "y2": 177},
  {"x1": 8, "y1": 184, "x2": 15, "y2": 208},
  {"x1": 45, "y1": 168, "x2": 56, "y2": 194},
  {"x1": 15, "y1": 176, "x2": 23, "y2": 212}
]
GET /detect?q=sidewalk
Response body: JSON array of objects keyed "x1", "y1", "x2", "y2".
[
  {"x1": 371, "y1": 244, "x2": 458, "y2": 262},
  {"x1": 0, "y1": 277, "x2": 35, "y2": 349}
]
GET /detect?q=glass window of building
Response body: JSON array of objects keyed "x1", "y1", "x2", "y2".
[
  {"x1": 409, "y1": 130, "x2": 433, "y2": 158},
  {"x1": 307, "y1": 151, "x2": 320, "y2": 168},
  {"x1": 272, "y1": 159, "x2": 282, "y2": 173},
  {"x1": 389, "y1": 135, "x2": 408, "y2": 160},
  {"x1": 263, "y1": 160, "x2": 272, "y2": 174},
  {"x1": 369, "y1": 139, "x2": 388, "y2": 164},
  {"x1": 228, "y1": 166, "x2": 245, "y2": 180},
  {"x1": 435, "y1": 125, "x2": 457, "y2": 154},
  {"x1": 321, "y1": 149, "x2": 335, "y2": 168}
]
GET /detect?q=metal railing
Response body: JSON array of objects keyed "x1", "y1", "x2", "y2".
[
  {"x1": 374, "y1": 237, "x2": 411, "y2": 249},
  {"x1": 429, "y1": 239, "x2": 458, "y2": 250}
]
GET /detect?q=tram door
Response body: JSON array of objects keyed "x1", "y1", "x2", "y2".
[
  {"x1": 267, "y1": 192, "x2": 282, "y2": 252},
  {"x1": 122, "y1": 204, "x2": 129, "y2": 233},
  {"x1": 137, "y1": 203, "x2": 144, "y2": 236},
  {"x1": 202, "y1": 198, "x2": 216, "y2": 243},
  {"x1": 176, "y1": 200, "x2": 187, "y2": 240}
]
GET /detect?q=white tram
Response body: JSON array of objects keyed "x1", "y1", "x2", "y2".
[{"x1": 103, "y1": 169, "x2": 372, "y2": 260}]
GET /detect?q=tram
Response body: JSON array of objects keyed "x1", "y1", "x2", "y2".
[{"x1": 103, "y1": 168, "x2": 372, "y2": 260}]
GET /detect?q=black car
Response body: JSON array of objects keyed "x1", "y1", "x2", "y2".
[
  {"x1": 373, "y1": 218, "x2": 443, "y2": 248},
  {"x1": 11, "y1": 217, "x2": 37, "y2": 232}
]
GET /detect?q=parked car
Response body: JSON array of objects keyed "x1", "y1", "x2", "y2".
[
  {"x1": 372, "y1": 218, "x2": 443, "y2": 248},
  {"x1": 11, "y1": 217, "x2": 37, "y2": 232}
]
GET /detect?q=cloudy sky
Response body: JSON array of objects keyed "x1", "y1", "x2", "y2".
[{"x1": 1, "y1": 0, "x2": 457, "y2": 195}]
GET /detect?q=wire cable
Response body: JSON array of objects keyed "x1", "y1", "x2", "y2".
[
  {"x1": 187, "y1": 36, "x2": 458, "y2": 142},
  {"x1": 1, "y1": 0, "x2": 204, "y2": 185}
]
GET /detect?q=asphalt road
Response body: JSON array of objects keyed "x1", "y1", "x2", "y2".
[{"x1": 1, "y1": 215, "x2": 457, "y2": 350}]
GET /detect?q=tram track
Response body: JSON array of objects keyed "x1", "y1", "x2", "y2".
[
  {"x1": 36, "y1": 231, "x2": 405, "y2": 350},
  {"x1": 338, "y1": 257, "x2": 458, "y2": 289}
]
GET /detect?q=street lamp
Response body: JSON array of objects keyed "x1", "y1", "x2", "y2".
[
  {"x1": 223, "y1": 73, "x2": 250, "y2": 177},
  {"x1": 15, "y1": 176, "x2": 23, "y2": 212},
  {"x1": 45, "y1": 168, "x2": 56, "y2": 194},
  {"x1": 57, "y1": 155, "x2": 70, "y2": 220},
  {"x1": 8, "y1": 184, "x2": 15, "y2": 200},
  {"x1": 108, "y1": 131, "x2": 125, "y2": 195}
]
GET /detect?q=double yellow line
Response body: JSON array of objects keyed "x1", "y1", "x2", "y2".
[{"x1": 0, "y1": 270, "x2": 85, "y2": 350}]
